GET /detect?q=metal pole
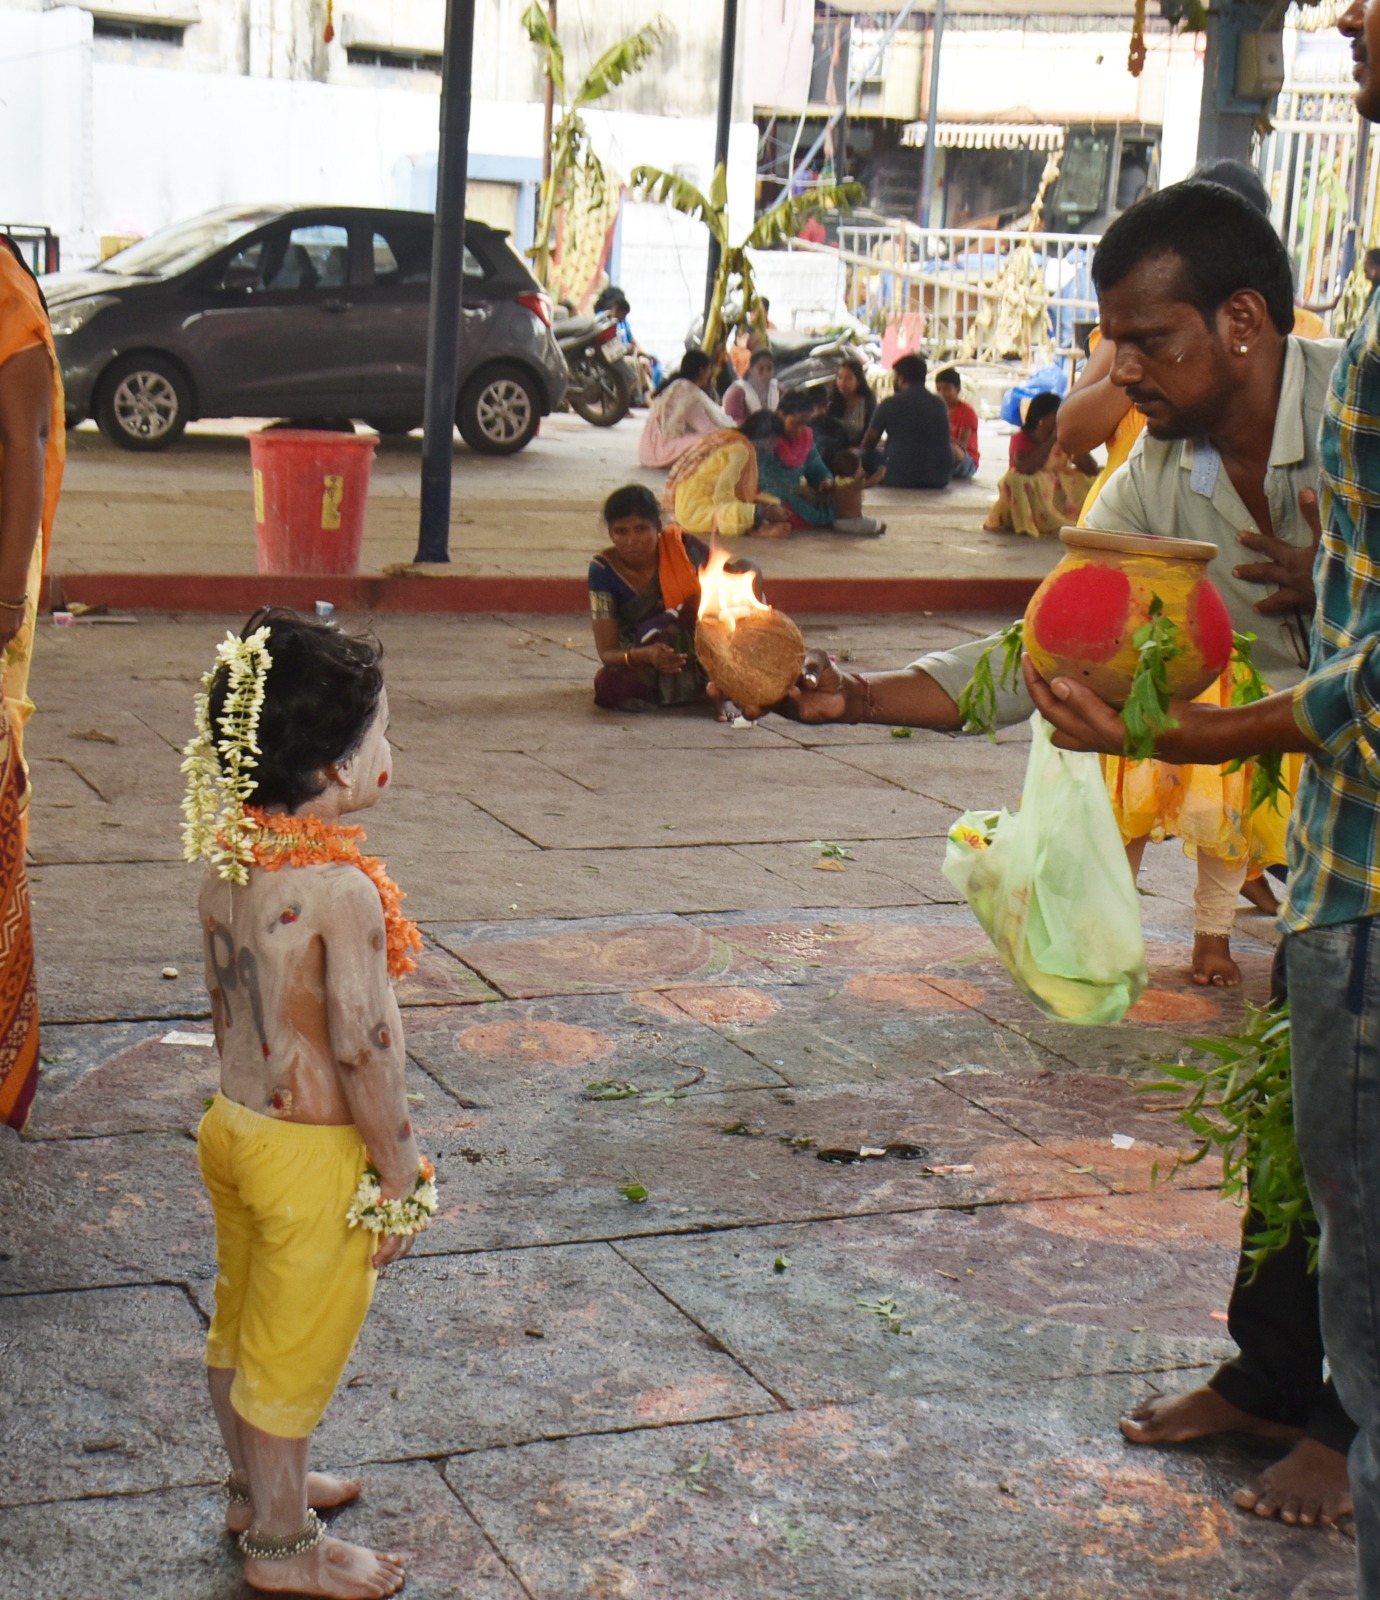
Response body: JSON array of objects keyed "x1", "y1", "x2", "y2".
[
  {"x1": 705, "y1": 0, "x2": 739, "y2": 323},
  {"x1": 919, "y1": 0, "x2": 946, "y2": 230},
  {"x1": 415, "y1": 0, "x2": 477, "y2": 564}
]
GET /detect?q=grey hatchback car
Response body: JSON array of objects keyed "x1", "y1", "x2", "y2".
[{"x1": 43, "y1": 203, "x2": 568, "y2": 453}]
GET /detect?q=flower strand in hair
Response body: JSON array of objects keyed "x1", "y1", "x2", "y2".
[{"x1": 181, "y1": 627, "x2": 272, "y2": 884}]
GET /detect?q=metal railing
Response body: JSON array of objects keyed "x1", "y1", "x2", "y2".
[
  {"x1": 1259, "y1": 82, "x2": 1375, "y2": 315},
  {"x1": 792, "y1": 222, "x2": 1101, "y2": 363},
  {"x1": 2, "y1": 225, "x2": 60, "y2": 276}
]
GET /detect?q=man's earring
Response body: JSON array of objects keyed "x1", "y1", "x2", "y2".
[{"x1": 1237, "y1": 344, "x2": 1249, "y2": 355}]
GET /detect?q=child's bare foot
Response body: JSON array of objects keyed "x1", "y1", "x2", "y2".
[
  {"x1": 244, "y1": 1536, "x2": 405, "y2": 1598},
  {"x1": 1234, "y1": 1437, "x2": 1353, "y2": 1530},
  {"x1": 1192, "y1": 933, "x2": 1241, "y2": 987},
  {"x1": 1121, "y1": 1385, "x2": 1302, "y2": 1445},
  {"x1": 227, "y1": 1472, "x2": 363, "y2": 1535},
  {"x1": 1240, "y1": 875, "x2": 1279, "y2": 916}
]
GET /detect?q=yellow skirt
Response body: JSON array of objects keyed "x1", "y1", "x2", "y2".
[{"x1": 1103, "y1": 668, "x2": 1300, "y2": 872}]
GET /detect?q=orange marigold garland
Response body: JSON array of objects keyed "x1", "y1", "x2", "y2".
[
  {"x1": 239, "y1": 807, "x2": 423, "y2": 977},
  {"x1": 323, "y1": 0, "x2": 335, "y2": 44}
]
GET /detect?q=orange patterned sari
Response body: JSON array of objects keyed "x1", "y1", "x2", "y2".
[{"x1": 0, "y1": 243, "x2": 64, "y2": 1129}]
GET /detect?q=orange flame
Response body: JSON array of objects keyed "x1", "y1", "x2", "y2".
[{"x1": 697, "y1": 542, "x2": 770, "y2": 634}]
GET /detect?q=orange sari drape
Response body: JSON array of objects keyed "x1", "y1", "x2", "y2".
[{"x1": 0, "y1": 243, "x2": 65, "y2": 1130}]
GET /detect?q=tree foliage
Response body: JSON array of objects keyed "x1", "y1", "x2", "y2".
[
  {"x1": 522, "y1": 4, "x2": 669, "y2": 288},
  {"x1": 631, "y1": 161, "x2": 864, "y2": 351}
]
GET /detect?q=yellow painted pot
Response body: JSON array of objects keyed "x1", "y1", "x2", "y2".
[{"x1": 1023, "y1": 528, "x2": 1233, "y2": 707}]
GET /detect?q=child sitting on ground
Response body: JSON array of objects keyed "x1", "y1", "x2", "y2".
[
  {"x1": 183, "y1": 607, "x2": 431, "y2": 1599},
  {"x1": 983, "y1": 392, "x2": 1099, "y2": 537}
]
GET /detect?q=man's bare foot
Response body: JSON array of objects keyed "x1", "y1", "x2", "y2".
[
  {"x1": 1121, "y1": 1385, "x2": 1302, "y2": 1446},
  {"x1": 1192, "y1": 933, "x2": 1242, "y2": 987},
  {"x1": 1240, "y1": 875, "x2": 1280, "y2": 916},
  {"x1": 1235, "y1": 1437, "x2": 1353, "y2": 1530},
  {"x1": 227, "y1": 1472, "x2": 363, "y2": 1535},
  {"x1": 244, "y1": 1536, "x2": 405, "y2": 1598}
]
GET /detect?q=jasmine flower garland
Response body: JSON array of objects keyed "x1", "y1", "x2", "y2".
[
  {"x1": 181, "y1": 627, "x2": 273, "y2": 884},
  {"x1": 345, "y1": 1158, "x2": 439, "y2": 1236}
]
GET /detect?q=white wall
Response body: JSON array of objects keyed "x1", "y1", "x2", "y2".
[
  {"x1": 936, "y1": 30, "x2": 1169, "y2": 122},
  {"x1": 0, "y1": 8, "x2": 95, "y2": 259}
]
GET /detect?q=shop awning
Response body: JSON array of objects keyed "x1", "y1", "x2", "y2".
[{"x1": 901, "y1": 121, "x2": 1067, "y2": 151}]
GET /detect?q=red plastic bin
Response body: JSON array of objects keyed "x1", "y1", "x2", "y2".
[{"x1": 249, "y1": 429, "x2": 376, "y2": 576}]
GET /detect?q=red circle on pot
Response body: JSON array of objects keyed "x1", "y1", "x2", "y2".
[
  {"x1": 1187, "y1": 578, "x2": 1234, "y2": 678},
  {"x1": 1029, "y1": 563, "x2": 1132, "y2": 662}
]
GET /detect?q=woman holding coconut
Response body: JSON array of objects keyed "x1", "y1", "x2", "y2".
[{"x1": 587, "y1": 484, "x2": 762, "y2": 713}]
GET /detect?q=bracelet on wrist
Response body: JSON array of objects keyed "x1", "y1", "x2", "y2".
[
  {"x1": 345, "y1": 1157, "x2": 437, "y2": 1237},
  {"x1": 842, "y1": 673, "x2": 881, "y2": 724},
  {"x1": 0, "y1": 594, "x2": 29, "y2": 612}
]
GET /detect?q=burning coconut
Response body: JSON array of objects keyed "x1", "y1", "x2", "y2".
[{"x1": 694, "y1": 545, "x2": 805, "y2": 709}]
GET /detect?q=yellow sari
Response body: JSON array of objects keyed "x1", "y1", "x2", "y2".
[
  {"x1": 0, "y1": 243, "x2": 64, "y2": 1129},
  {"x1": 662, "y1": 430, "x2": 760, "y2": 538}
]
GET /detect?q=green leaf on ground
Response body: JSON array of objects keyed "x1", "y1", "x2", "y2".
[
  {"x1": 854, "y1": 1292, "x2": 914, "y2": 1336},
  {"x1": 583, "y1": 1079, "x2": 641, "y2": 1100}
]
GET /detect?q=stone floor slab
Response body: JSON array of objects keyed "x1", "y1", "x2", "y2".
[
  {"x1": 32, "y1": 861, "x2": 209, "y2": 1024},
  {"x1": 405, "y1": 993, "x2": 788, "y2": 1107},
  {"x1": 0, "y1": 1285, "x2": 221, "y2": 1505},
  {"x1": 617, "y1": 1193, "x2": 1240, "y2": 1410},
  {"x1": 396, "y1": 1078, "x2": 1106, "y2": 1258},
  {"x1": 446, "y1": 1393, "x2": 1353, "y2": 1600},
  {"x1": 0, "y1": 1130, "x2": 212, "y2": 1293},
  {"x1": 0, "y1": 1462, "x2": 528, "y2": 1599},
  {"x1": 178, "y1": 1244, "x2": 779, "y2": 1460}
]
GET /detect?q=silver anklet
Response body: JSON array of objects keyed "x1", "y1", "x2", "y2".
[
  {"x1": 224, "y1": 1470, "x2": 252, "y2": 1507},
  {"x1": 238, "y1": 1510, "x2": 325, "y2": 1560}
]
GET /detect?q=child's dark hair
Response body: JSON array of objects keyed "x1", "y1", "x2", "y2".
[
  {"x1": 739, "y1": 409, "x2": 785, "y2": 441},
  {"x1": 209, "y1": 608, "x2": 383, "y2": 813},
  {"x1": 602, "y1": 483, "x2": 661, "y2": 526},
  {"x1": 829, "y1": 447, "x2": 862, "y2": 478},
  {"x1": 1022, "y1": 391, "x2": 1062, "y2": 432},
  {"x1": 778, "y1": 387, "x2": 823, "y2": 418},
  {"x1": 935, "y1": 366, "x2": 961, "y2": 389}
]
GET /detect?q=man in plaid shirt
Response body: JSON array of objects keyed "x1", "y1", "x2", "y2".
[{"x1": 1028, "y1": 3, "x2": 1380, "y2": 1585}]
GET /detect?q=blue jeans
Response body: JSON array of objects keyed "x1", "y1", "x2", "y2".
[
  {"x1": 1290, "y1": 916, "x2": 1380, "y2": 1588},
  {"x1": 951, "y1": 452, "x2": 979, "y2": 480}
]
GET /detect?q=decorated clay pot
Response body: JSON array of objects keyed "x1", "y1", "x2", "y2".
[
  {"x1": 695, "y1": 609, "x2": 806, "y2": 708},
  {"x1": 1023, "y1": 527, "x2": 1233, "y2": 707}
]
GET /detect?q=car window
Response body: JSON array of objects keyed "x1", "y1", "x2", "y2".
[
  {"x1": 370, "y1": 225, "x2": 486, "y2": 287},
  {"x1": 99, "y1": 209, "x2": 277, "y2": 278},
  {"x1": 217, "y1": 223, "x2": 350, "y2": 293}
]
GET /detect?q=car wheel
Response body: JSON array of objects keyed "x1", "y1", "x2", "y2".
[
  {"x1": 96, "y1": 354, "x2": 190, "y2": 451},
  {"x1": 458, "y1": 364, "x2": 540, "y2": 455}
]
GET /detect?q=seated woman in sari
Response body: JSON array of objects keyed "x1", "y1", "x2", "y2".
[
  {"x1": 983, "y1": 392, "x2": 1098, "y2": 538},
  {"x1": 662, "y1": 428, "x2": 793, "y2": 539},
  {"x1": 752, "y1": 398, "x2": 885, "y2": 536},
  {"x1": 638, "y1": 351, "x2": 734, "y2": 469},
  {"x1": 588, "y1": 485, "x2": 760, "y2": 712}
]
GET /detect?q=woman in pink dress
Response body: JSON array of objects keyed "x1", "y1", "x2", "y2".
[{"x1": 638, "y1": 351, "x2": 734, "y2": 468}]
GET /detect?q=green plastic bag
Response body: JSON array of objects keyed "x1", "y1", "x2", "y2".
[{"x1": 942, "y1": 715, "x2": 1148, "y2": 1025}]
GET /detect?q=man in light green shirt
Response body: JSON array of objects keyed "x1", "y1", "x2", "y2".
[{"x1": 917, "y1": 331, "x2": 1338, "y2": 725}]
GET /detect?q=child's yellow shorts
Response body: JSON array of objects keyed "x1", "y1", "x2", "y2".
[{"x1": 197, "y1": 1094, "x2": 377, "y2": 1439}]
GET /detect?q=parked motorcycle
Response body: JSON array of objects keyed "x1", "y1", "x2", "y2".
[
  {"x1": 684, "y1": 313, "x2": 878, "y2": 401},
  {"x1": 554, "y1": 310, "x2": 635, "y2": 426}
]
